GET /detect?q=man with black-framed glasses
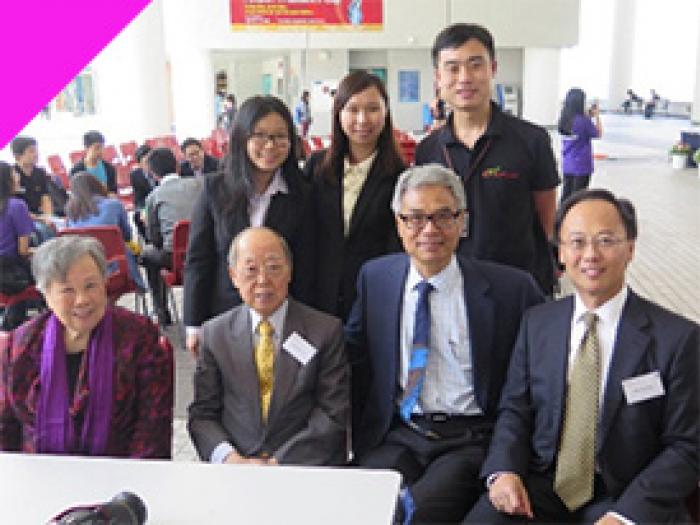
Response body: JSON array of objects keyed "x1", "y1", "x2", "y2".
[{"x1": 346, "y1": 164, "x2": 544, "y2": 524}]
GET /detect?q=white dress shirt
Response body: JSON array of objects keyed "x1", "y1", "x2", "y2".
[
  {"x1": 399, "y1": 256, "x2": 481, "y2": 415},
  {"x1": 210, "y1": 300, "x2": 289, "y2": 464},
  {"x1": 248, "y1": 169, "x2": 288, "y2": 227}
]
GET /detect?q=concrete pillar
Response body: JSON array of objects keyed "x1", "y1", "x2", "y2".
[
  {"x1": 521, "y1": 48, "x2": 560, "y2": 127},
  {"x1": 692, "y1": 9, "x2": 700, "y2": 124},
  {"x1": 169, "y1": 47, "x2": 216, "y2": 139},
  {"x1": 91, "y1": 0, "x2": 170, "y2": 143},
  {"x1": 607, "y1": 0, "x2": 636, "y2": 109}
]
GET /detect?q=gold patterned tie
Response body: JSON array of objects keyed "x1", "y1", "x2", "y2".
[
  {"x1": 554, "y1": 312, "x2": 600, "y2": 511},
  {"x1": 255, "y1": 319, "x2": 275, "y2": 421}
]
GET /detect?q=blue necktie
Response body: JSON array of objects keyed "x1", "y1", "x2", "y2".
[{"x1": 399, "y1": 280, "x2": 434, "y2": 421}]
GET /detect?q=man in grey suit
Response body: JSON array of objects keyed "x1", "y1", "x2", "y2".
[
  {"x1": 188, "y1": 226, "x2": 349, "y2": 465},
  {"x1": 465, "y1": 189, "x2": 698, "y2": 524}
]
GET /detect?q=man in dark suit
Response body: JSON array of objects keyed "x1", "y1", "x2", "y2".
[
  {"x1": 188, "y1": 226, "x2": 348, "y2": 466},
  {"x1": 179, "y1": 138, "x2": 219, "y2": 178},
  {"x1": 465, "y1": 189, "x2": 698, "y2": 524},
  {"x1": 346, "y1": 164, "x2": 544, "y2": 523}
]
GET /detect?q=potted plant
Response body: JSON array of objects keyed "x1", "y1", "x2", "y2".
[
  {"x1": 693, "y1": 148, "x2": 700, "y2": 176},
  {"x1": 669, "y1": 143, "x2": 690, "y2": 169}
]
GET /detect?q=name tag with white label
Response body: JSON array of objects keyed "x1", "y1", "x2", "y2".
[
  {"x1": 621, "y1": 371, "x2": 665, "y2": 404},
  {"x1": 282, "y1": 332, "x2": 317, "y2": 365}
]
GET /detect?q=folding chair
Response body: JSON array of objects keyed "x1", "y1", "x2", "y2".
[
  {"x1": 58, "y1": 226, "x2": 147, "y2": 314},
  {"x1": 159, "y1": 220, "x2": 190, "y2": 331}
]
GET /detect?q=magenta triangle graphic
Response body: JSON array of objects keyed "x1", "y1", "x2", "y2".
[{"x1": 0, "y1": 0, "x2": 152, "y2": 148}]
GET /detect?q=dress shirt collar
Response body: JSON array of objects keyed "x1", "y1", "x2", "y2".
[
  {"x1": 160, "y1": 173, "x2": 180, "y2": 185},
  {"x1": 248, "y1": 299, "x2": 289, "y2": 339},
  {"x1": 573, "y1": 286, "x2": 629, "y2": 327},
  {"x1": 343, "y1": 150, "x2": 377, "y2": 176},
  {"x1": 254, "y1": 169, "x2": 288, "y2": 198},
  {"x1": 406, "y1": 255, "x2": 460, "y2": 293}
]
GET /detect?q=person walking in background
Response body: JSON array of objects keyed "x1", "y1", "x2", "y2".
[
  {"x1": 294, "y1": 90, "x2": 312, "y2": 138},
  {"x1": 558, "y1": 88, "x2": 602, "y2": 205},
  {"x1": 303, "y1": 71, "x2": 405, "y2": 321}
]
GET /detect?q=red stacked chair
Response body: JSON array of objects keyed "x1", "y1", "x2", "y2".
[
  {"x1": 119, "y1": 141, "x2": 138, "y2": 168},
  {"x1": 115, "y1": 164, "x2": 134, "y2": 211},
  {"x1": 159, "y1": 220, "x2": 190, "y2": 330},
  {"x1": 69, "y1": 150, "x2": 84, "y2": 165},
  {"x1": 103, "y1": 145, "x2": 120, "y2": 165},
  {"x1": 310, "y1": 136, "x2": 324, "y2": 151},
  {"x1": 47, "y1": 155, "x2": 70, "y2": 189}
]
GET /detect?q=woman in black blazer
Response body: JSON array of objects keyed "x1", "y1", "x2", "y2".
[
  {"x1": 184, "y1": 96, "x2": 314, "y2": 355},
  {"x1": 304, "y1": 71, "x2": 406, "y2": 320}
]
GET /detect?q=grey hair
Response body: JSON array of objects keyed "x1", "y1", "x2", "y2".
[
  {"x1": 390, "y1": 164, "x2": 467, "y2": 213},
  {"x1": 32, "y1": 235, "x2": 108, "y2": 293},
  {"x1": 228, "y1": 226, "x2": 293, "y2": 270}
]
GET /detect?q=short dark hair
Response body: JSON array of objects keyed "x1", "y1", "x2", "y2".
[
  {"x1": 10, "y1": 136, "x2": 37, "y2": 158},
  {"x1": 555, "y1": 188, "x2": 638, "y2": 242},
  {"x1": 83, "y1": 130, "x2": 105, "y2": 148},
  {"x1": 181, "y1": 138, "x2": 202, "y2": 152},
  {"x1": 431, "y1": 23, "x2": 496, "y2": 67},
  {"x1": 135, "y1": 144, "x2": 152, "y2": 163},
  {"x1": 147, "y1": 147, "x2": 178, "y2": 177}
]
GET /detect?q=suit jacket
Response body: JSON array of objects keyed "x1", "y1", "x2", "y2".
[
  {"x1": 345, "y1": 253, "x2": 544, "y2": 458},
  {"x1": 180, "y1": 155, "x2": 220, "y2": 178},
  {"x1": 70, "y1": 159, "x2": 118, "y2": 193},
  {"x1": 0, "y1": 307, "x2": 173, "y2": 458},
  {"x1": 304, "y1": 150, "x2": 403, "y2": 320},
  {"x1": 482, "y1": 291, "x2": 699, "y2": 523},
  {"x1": 183, "y1": 169, "x2": 315, "y2": 327},
  {"x1": 188, "y1": 298, "x2": 349, "y2": 465}
]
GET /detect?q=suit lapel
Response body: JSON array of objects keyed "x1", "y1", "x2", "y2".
[
  {"x1": 597, "y1": 292, "x2": 650, "y2": 453},
  {"x1": 228, "y1": 307, "x2": 263, "y2": 428},
  {"x1": 383, "y1": 256, "x2": 410, "y2": 395},
  {"x1": 547, "y1": 297, "x2": 574, "y2": 448},
  {"x1": 266, "y1": 300, "x2": 302, "y2": 426},
  {"x1": 459, "y1": 258, "x2": 495, "y2": 410}
]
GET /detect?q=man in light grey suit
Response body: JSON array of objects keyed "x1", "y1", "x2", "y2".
[{"x1": 188, "y1": 226, "x2": 349, "y2": 466}]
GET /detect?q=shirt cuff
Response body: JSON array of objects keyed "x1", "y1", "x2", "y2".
[
  {"x1": 186, "y1": 326, "x2": 201, "y2": 339},
  {"x1": 607, "y1": 512, "x2": 635, "y2": 525},
  {"x1": 486, "y1": 472, "x2": 505, "y2": 489},
  {"x1": 210, "y1": 442, "x2": 235, "y2": 464}
]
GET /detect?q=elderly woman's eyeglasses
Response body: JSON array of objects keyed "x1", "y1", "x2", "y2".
[
  {"x1": 559, "y1": 234, "x2": 627, "y2": 252},
  {"x1": 398, "y1": 210, "x2": 462, "y2": 230},
  {"x1": 249, "y1": 132, "x2": 290, "y2": 147}
]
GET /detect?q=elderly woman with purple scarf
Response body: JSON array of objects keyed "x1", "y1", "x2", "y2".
[{"x1": 0, "y1": 235, "x2": 173, "y2": 458}]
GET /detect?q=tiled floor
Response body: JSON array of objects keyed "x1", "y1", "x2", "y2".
[{"x1": 165, "y1": 113, "x2": 700, "y2": 462}]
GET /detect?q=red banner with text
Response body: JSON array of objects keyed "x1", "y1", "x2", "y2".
[{"x1": 231, "y1": 0, "x2": 383, "y2": 31}]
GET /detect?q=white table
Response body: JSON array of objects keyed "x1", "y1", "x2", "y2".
[{"x1": 0, "y1": 453, "x2": 400, "y2": 524}]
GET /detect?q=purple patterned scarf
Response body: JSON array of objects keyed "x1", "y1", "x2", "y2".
[{"x1": 36, "y1": 306, "x2": 114, "y2": 455}]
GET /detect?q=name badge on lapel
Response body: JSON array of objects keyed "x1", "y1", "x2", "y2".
[
  {"x1": 283, "y1": 332, "x2": 317, "y2": 365},
  {"x1": 621, "y1": 370, "x2": 665, "y2": 404}
]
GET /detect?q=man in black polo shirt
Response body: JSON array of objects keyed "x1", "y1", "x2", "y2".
[
  {"x1": 416, "y1": 23, "x2": 560, "y2": 295},
  {"x1": 11, "y1": 136, "x2": 56, "y2": 243}
]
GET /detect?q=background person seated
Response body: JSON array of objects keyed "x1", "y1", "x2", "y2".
[
  {"x1": 179, "y1": 138, "x2": 219, "y2": 178},
  {"x1": 70, "y1": 131, "x2": 118, "y2": 194},
  {"x1": 129, "y1": 144, "x2": 158, "y2": 239},
  {"x1": 10, "y1": 136, "x2": 56, "y2": 244},
  {"x1": 0, "y1": 235, "x2": 173, "y2": 458},
  {"x1": 140, "y1": 148, "x2": 202, "y2": 326},
  {"x1": 0, "y1": 162, "x2": 35, "y2": 330},
  {"x1": 65, "y1": 173, "x2": 146, "y2": 292},
  {"x1": 188, "y1": 227, "x2": 348, "y2": 466}
]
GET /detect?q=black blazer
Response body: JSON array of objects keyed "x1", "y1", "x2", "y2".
[
  {"x1": 183, "y1": 169, "x2": 315, "y2": 328},
  {"x1": 345, "y1": 253, "x2": 544, "y2": 458},
  {"x1": 481, "y1": 291, "x2": 699, "y2": 523},
  {"x1": 180, "y1": 155, "x2": 220, "y2": 178},
  {"x1": 304, "y1": 150, "x2": 403, "y2": 321},
  {"x1": 70, "y1": 159, "x2": 117, "y2": 193}
]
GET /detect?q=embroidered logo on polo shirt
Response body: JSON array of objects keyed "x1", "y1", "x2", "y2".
[{"x1": 481, "y1": 166, "x2": 519, "y2": 180}]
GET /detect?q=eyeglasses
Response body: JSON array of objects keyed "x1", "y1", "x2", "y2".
[
  {"x1": 249, "y1": 132, "x2": 290, "y2": 147},
  {"x1": 398, "y1": 210, "x2": 463, "y2": 230},
  {"x1": 238, "y1": 261, "x2": 288, "y2": 280},
  {"x1": 559, "y1": 234, "x2": 627, "y2": 252}
]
